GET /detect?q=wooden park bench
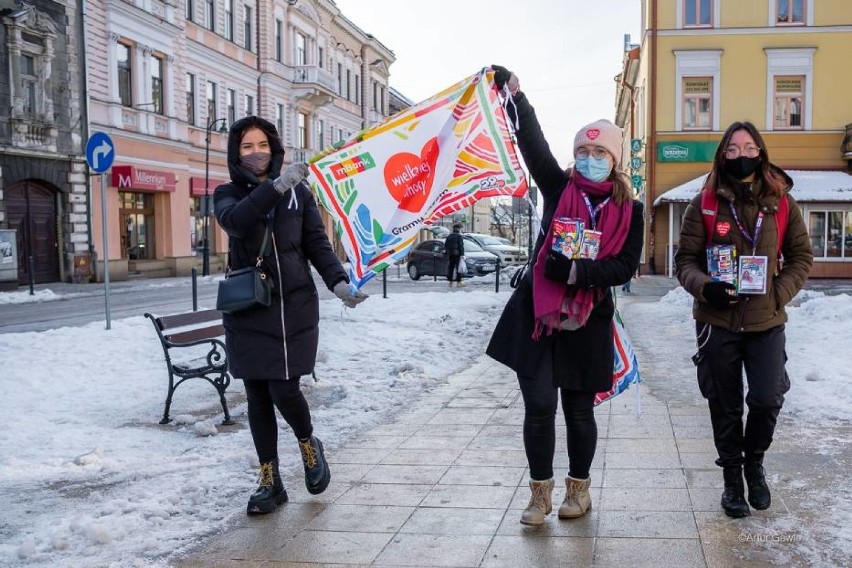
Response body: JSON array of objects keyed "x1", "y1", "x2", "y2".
[{"x1": 145, "y1": 309, "x2": 235, "y2": 426}]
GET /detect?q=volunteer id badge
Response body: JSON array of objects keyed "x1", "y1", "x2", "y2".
[{"x1": 738, "y1": 255, "x2": 768, "y2": 295}]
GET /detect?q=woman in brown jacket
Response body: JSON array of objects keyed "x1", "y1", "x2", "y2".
[{"x1": 675, "y1": 121, "x2": 812, "y2": 518}]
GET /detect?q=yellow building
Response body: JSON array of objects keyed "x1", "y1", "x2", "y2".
[{"x1": 616, "y1": 0, "x2": 852, "y2": 278}]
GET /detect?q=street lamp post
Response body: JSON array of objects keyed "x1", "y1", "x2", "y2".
[{"x1": 203, "y1": 117, "x2": 228, "y2": 276}]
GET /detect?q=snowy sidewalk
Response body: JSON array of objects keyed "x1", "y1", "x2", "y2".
[{"x1": 175, "y1": 279, "x2": 843, "y2": 567}]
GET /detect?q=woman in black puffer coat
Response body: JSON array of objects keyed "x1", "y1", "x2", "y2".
[
  {"x1": 486, "y1": 66, "x2": 644, "y2": 527},
  {"x1": 214, "y1": 116, "x2": 366, "y2": 515}
]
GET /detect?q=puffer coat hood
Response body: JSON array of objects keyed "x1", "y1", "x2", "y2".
[{"x1": 226, "y1": 116, "x2": 286, "y2": 187}]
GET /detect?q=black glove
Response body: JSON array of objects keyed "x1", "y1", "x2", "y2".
[
  {"x1": 491, "y1": 65, "x2": 513, "y2": 90},
  {"x1": 702, "y1": 281, "x2": 739, "y2": 309},
  {"x1": 544, "y1": 252, "x2": 573, "y2": 282}
]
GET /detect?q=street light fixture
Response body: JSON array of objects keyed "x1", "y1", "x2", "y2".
[{"x1": 203, "y1": 117, "x2": 228, "y2": 276}]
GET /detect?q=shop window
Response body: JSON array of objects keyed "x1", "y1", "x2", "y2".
[
  {"x1": 683, "y1": 77, "x2": 712, "y2": 130},
  {"x1": 809, "y1": 210, "x2": 852, "y2": 260},
  {"x1": 684, "y1": 0, "x2": 712, "y2": 27},
  {"x1": 190, "y1": 197, "x2": 208, "y2": 256},
  {"x1": 777, "y1": 0, "x2": 804, "y2": 24},
  {"x1": 119, "y1": 192, "x2": 155, "y2": 260},
  {"x1": 117, "y1": 43, "x2": 132, "y2": 107},
  {"x1": 774, "y1": 76, "x2": 804, "y2": 130}
]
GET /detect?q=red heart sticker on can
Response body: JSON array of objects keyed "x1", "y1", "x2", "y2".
[
  {"x1": 716, "y1": 221, "x2": 731, "y2": 236},
  {"x1": 586, "y1": 128, "x2": 601, "y2": 140}
]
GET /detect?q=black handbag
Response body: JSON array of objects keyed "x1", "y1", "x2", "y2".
[{"x1": 216, "y1": 217, "x2": 274, "y2": 314}]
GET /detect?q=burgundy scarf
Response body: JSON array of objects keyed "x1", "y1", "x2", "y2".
[{"x1": 532, "y1": 173, "x2": 632, "y2": 338}]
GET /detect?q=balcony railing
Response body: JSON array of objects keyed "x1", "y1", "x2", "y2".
[{"x1": 293, "y1": 65, "x2": 338, "y2": 94}]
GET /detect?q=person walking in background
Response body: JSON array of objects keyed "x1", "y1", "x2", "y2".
[
  {"x1": 486, "y1": 66, "x2": 644, "y2": 526},
  {"x1": 675, "y1": 121, "x2": 812, "y2": 518},
  {"x1": 214, "y1": 116, "x2": 367, "y2": 515},
  {"x1": 445, "y1": 223, "x2": 465, "y2": 287}
]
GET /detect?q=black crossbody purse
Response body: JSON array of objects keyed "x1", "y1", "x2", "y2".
[{"x1": 216, "y1": 215, "x2": 274, "y2": 314}]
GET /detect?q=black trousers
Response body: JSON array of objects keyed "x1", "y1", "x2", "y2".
[
  {"x1": 694, "y1": 323, "x2": 790, "y2": 468},
  {"x1": 447, "y1": 255, "x2": 462, "y2": 282},
  {"x1": 517, "y1": 372, "x2": 598, "y2": 481},
  {"x1": 244, "y1": 378, "x2": 313, "y2": 464}
]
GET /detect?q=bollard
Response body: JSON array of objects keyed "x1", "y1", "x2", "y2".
[
  {"x1": 382, "y1": 267, "x2": 388, "y2": 299},
  {"x1": 28, "y1": 255, "x2": 35, "y2": 296},
  {"x1": 191, "y1": 267, "x2": 198, "y2": 311},
  {"x1": 495, "y1": 262, "x2": 501, "y2": 293}
]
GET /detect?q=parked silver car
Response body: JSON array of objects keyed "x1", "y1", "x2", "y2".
[{"x1": 463, "y1": 233, "x2": 529, "y2": 266}]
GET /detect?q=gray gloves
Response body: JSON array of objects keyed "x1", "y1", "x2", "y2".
[
  {"x1": 272, "y1": 162, "x2": 309, "y2": 195},
  {"x1": 333, "y1": 280, "x2": 369, "y2": 308}
]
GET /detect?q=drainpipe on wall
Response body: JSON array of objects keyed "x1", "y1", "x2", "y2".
[{"x1": 647, "y1": 0, "x2": 658, "y2": 274}]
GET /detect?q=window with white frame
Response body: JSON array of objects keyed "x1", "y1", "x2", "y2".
[
  {"x1": 682, "y1": 77, "x2": 711, "y2": 130},
  {"x1": 275, "y1": 20, "x2": 282, "y2": 62},
  {"x1": 227, "y1": 88, "x2": 236, "y2": 125},
  {"x1": 205, "y1": 0, "x2": 215, "y2": 31},
  {"x1": 318, "y1": 119, "x2": 325, "y2": 148},
  {"x1": 224, "y1": 0, "x2": 234, "y2": 40},
  {"x1": 117, "y1": 43, "x2": 132, "y2": 107},
  {"x1": 372, "y1": 80, "x2": 378, "y2": 111},
  {"x1": 296, "y1": 32, "x2": 306, "y2": 66},
  {"x1": 245, "y1": 93, "x2": 254, "y2": 116},
  {"x1": 773, "y1": 76, "x2": 804, "y2": 129},
  {"x1": 206, "y1": 80, "x2": 217, "y2": 121},
  {"x1": 808, "y1": 209, "x2": 852, "y2": 260},
  {"x1": 318, "y1": 46, "x2": 323, "y2": 69},
  {"x1": 185, "y1": 0, "x2": 194, "y2": 22},
  {"x1": 379, "y1": 85, "x2": 385, "y2": 114},
  {"x1": 151, "y1": 55, "x2": 164, "y2": 115},
  {"x1": 337, "y1": 127, "x2": 343, "y2": 142},
  {"x1": 20, "y1": 53, "x2": 37, "y2": 116},
  {"x1": 297, "y1": 113, "x2": 307, "y2": 148},
  {"x1": 244, "y1": 4, "x2": 252, "y2": 51},
  {"x1": 684, "y1": 0, "x2": 712, "y2": 27},
  {"x1": 674, "y1": 50, "x2": 721, "y2": 132},
  {"x1": 777, "y1": 0, "x2": 805, "y2": 24},
  {"x1": 355, "y1": 74, "x2": 360, "y2": 105},
  {"x1": 276, "y1": 103, "x2": 283, "y2": 135},
  {"x1": 186, "y1": 72, "x2": 196, "y2": 126},
  {"x1": 337, "y1": 63, "x2": 342, "y2": 95},
  {"x1": 346, "y1": 69, "x2": 351, "y2": 101}
]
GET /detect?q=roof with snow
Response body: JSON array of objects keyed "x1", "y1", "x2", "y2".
[{"x1": 653, "y1": 170, "x2": 852, "y2": 206}]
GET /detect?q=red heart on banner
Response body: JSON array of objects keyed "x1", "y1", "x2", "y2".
[
  {"x1": 586, "y1": 128, "x2": 601, "y2": 140},
  {"x1": 384, "y1": 138, "x2": 439, "y2": 213},
  {"x1": 716, "y1": 221, "x2": 731, "y2": 236}
]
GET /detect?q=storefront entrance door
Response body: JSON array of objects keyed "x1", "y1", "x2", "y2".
[
  {"x1": 118, "y1": 192, "x2": 154, "y2": 260},
  {"x1": 6, "y1": 181, "x2": 59, "y2": 284}
]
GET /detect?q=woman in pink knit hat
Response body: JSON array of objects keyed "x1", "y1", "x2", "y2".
[{"x1": 486, "y1": 65, "x2": 644, "y2": 526}]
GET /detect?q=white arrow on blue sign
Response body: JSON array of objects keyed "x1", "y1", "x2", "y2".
[{"x1": 85, "y1": 132, "x2": 116, "y2": 173}]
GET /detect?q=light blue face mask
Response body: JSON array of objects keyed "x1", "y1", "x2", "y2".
[{"x1": 575, "y1": 156, "x2": 612, "y2": 182}]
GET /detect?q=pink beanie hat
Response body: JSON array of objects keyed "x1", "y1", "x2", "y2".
[{"x1": 573, "y1": 119, "x2": 624, "y2": 166}]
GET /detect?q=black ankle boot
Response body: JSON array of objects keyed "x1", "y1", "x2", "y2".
[
  {"x1": 744, "y1": 461, "x2": 771, "y2": 510},
  {"x1": 721, "y1": 466, "x2": 751, "y2": 518},
  {"x1": 246, "y1": 461, "x2": 288, "y2": 515},
  {"x1": 299, "y1": 436, "x2": 330, "y2": 495}
]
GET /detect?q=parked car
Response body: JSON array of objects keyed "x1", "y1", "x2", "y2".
[
  {"x1": 407, "y1": 239, "x2": 499, "y2": 280},
  {"x1": 463, "y1": 233, "x2": 529, "y2": 266}
]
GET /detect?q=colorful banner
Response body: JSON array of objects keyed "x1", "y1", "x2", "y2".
[
  {"x1": 308, "y1": 68, "x2": 528, "y2": 288},
  {"x1": 595, "y1": 310, "x2": 642, "y2": 405}
]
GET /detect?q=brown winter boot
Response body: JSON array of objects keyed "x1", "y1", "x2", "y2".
[
  {"x1": 520, "y1": 478, "x2": 554, "y2": 526},
  {"x1": 558, "y1": 476, "x2": 592, "y2": 519}
]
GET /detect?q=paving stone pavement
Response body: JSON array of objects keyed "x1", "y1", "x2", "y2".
[{"x1": 174, "y1": 276, "x2": 848, "y2": 567}]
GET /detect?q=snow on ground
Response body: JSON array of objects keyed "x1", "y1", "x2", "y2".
[
  {"x1": 0, "y1": 289, "x2": 510, "y2": 567},
  {"x1": 1, "y1": 284, "x2": 850, "y2": 567}
]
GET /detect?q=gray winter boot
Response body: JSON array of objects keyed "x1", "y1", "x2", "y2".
[
  {"x1": 520, "y1": 478, "x2": 554, "y2": 526},
  {"x1": 558, "y1": 475, "x2": 592, "y2": 519}
]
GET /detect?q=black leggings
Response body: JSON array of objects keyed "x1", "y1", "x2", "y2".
[
  {"x1": 244, "y1": 378, "x2": 313, "y2": 464},
  {"x1": 518, "y1": 374, "x2": 598, "y2": 481}
]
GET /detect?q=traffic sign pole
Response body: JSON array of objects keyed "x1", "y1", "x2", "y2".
[
  {"x1": 86, "y1": 132, "x2": 116, "y2": 330},
  {"x1": 100, "y1": 173, "x2": 112, "y2": 330}
]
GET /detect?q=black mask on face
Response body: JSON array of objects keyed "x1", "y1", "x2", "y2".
[{"x1": 725, "y1": 156, "x2": 761, "y2": 180}]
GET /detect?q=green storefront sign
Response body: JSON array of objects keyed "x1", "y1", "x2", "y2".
[{"x1": 657, "y1": 141, "x2": 718, "y2": 162}]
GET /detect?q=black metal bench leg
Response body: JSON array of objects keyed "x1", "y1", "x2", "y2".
[
  {"x1": 160, "y1": 378, "x2": 176, "y2": 425},
  {"x1": 218, "y1": 388, "x2": 234, "y2": 426}
]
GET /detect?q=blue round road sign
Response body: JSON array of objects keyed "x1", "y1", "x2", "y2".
[{"x1": 86, "y1": 132, "x2": 116, "y2": 173}]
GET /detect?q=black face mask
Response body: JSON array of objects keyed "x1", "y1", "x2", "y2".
[{"x1": 725, "y1": 156, "x2": 761, "y2": 180}]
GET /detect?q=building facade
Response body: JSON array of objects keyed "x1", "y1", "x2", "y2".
[
  {"x1": 616, "y1": 0, "x2": 852, "y2": 278},
  {"x1": 0, "y1": 0, "x2": 89, "y2": 289},
  {"x1": 84, "y1": 0, "x2": 394, "y2": 281}
]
